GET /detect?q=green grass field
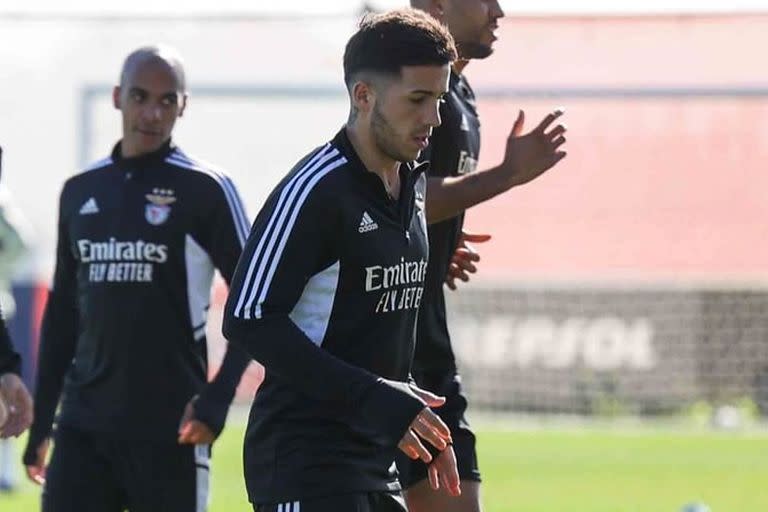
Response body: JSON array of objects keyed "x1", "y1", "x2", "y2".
[{"x1": 3, "y1": 423, "x2": 767, "y2": 511}]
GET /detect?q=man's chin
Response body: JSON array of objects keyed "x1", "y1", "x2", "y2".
[{"x1": 457, "y1": 41, "x2": 494, "y2": 60}]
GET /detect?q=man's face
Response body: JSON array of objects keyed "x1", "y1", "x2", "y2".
[
  {"x1": 442, "y1": 0, "x2": 504, "y2": 59},
  {"x1": 113, "y1": 60, "x2": 186, "y2": 157},
  {"x1": 369, "y1": 65, "x2": 450, "y2": 163}
]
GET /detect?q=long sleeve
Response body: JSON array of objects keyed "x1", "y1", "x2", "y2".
[
  {"x1": 24, "y1": 186, "x2": 78, "y2": 462},
  {"x1": 223, "y1": 170, "x2": 423, "y2": 447},
  {"x1": 191, "y1": 172, "x2": 252, "y2": 436},
  {"x1": 0, "y1": 305, "x2": 19, "y2": 375}
]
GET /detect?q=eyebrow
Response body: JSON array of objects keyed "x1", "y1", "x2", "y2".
[
  {"x1": 127, "y1": 87, "x2": 179, "y2": 99},
  {"x1": 410, "y1": 90, "x2": 448, "y2": 100}
]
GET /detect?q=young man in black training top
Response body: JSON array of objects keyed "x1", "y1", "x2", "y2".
[
  {"x1": 223, "y1": 9, "x2": 461, "y2": 512},
  {"x1": 401, "y1": 2, "x2": 569, "y2": 512},
  {"x1": 23, "y1": 45, "x2": 252, "y2": 512}
]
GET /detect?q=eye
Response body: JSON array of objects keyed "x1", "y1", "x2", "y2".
[
  {"x1": 130, "y1": 90, "x2": 146, "y2": 103},
  {"x1": 410, "y1": 96, "x2": 427, "y2": 105}
]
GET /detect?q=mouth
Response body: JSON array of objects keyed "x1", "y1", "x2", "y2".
[
  {"x1": 488, "y1": 25, "x2": 499, "y2": 41},
  {"x1": 413, "y1": 134, "x2": 430, "y2": 150},
  {"x1": 136, "y1": 128, "x2": 162, "y2": 138}
]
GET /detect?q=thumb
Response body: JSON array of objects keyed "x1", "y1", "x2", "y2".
[
  {"x1": 511, "y1": 109, "x2": 525, "y2": 137},
  {"x1": 179, "y1": 401, "x2": 195, "y2": 432},
  {"x1": 461, "y1": 232, "x2": 492, "y2": 243},
  {"x1": 410, "y1": 384, "x2": 446, "y2": 408}
]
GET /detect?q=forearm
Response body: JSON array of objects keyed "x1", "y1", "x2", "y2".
[
  {"x1": 0, "y1": 307, "x2": 19, "y2": 375},
  {"x1": 0, "y1": 352, "x2": 20, "y2": 376},
  {"x1": 223, "y1": 315, "x2": 424, "y2": 445},
  {"x1": 425, "y1": 166, "x2": 514, "y2": 224},
  {"x1": 27, "y1": 299, "x2": 77, "y2": 447},
  {"x1": 224, "y1": 315, "x2": 377, "y2": 408},
  {"x1": 192, "y1": 340, "x2": 251, "y2": 435}
]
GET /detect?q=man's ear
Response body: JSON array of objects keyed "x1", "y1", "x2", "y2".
[
  {"x1": 351, "y1": 80, "x2": 375, "y2": 114},
  {"x1": 178, "y1": 93, "x2": 189, "y2": 117},
  {"x1": 112, "y1": 86, "x2": 122, "y2": 110}
]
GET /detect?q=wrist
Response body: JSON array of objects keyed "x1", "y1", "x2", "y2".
[{"x1": 491, "y1": 163, "x2": 523, "y2": 192}]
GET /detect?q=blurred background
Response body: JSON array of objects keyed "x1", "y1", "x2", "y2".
[{"x1": 1, "y1": 1, "x2": 767, "y2": 510}]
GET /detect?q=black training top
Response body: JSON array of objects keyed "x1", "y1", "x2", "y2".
[
  {"x1": 0, "y1": 306, "x2": 19, "y2": 376},
  {"x1": 414, "y1": 71, "x2": 481, "y2": 377},
  {"x1": 25, "y1": 140, "x2": 252, "y2": 459},
  {"x1": 224, "y1": 128, "x2": 430, "y2": 504}
]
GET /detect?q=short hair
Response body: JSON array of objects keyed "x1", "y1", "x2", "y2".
[
  {"x1": 120, "y1": 45, "x2": 187, "y2": 92},
  {"x1": 343, "y1": 8, "x2": 457, "y2": 87}
]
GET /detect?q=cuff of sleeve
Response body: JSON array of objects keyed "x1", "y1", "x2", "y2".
[
  {"x1": 192, "y1": 384, "x2": 233, "y2": 438},
  {"x1": 357, "y1": 378, "x2": 425, "y2": 447},
  {"x1": 0, "y1": 352, "x2": 21, "y2": 376},
  {"x1": 23, "y1": 424, "x2": 51, "y2": 465}
]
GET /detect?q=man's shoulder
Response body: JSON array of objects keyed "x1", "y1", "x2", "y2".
[
  {"x1": 164, "y1": 148, "x2": 233, "y2": 184},
  {"x1": 62, "y1": 156, "x2": 115, "y2": 193},
  {"x1": 282, "y1": 142, "x2": 351, "y2": 193},
  {"x1": 162, "y1": 148, "x2": 247, "y2": 207}
]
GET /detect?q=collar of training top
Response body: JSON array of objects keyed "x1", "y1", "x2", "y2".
[
  {"x1": 111, "y1": 138, "x2": 176, "y2": 170},
  {"x1": 332, "y1": 127, "x2": 429, "y2": 180}
]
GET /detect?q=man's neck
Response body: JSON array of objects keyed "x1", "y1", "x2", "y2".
[
  {"x1": 119, "y1": 139, "x2": 170, "y2": 159},
  {"x1": 453, "y1": 59, "x2": 469, "y2": 75},
  {"x1": 345, "y1": 123, "x2": 401, "y2": 196}
]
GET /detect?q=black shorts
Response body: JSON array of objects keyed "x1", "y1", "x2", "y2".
[
  {"x1": 43, "y1": 425, "x2": 210, "y2": 512},
  {"x1": 396, "y1": 372, "x2": 481, "y2": 489},
  {"x1": 254, "y1": 492, "x2": 406, "y2": 512}
]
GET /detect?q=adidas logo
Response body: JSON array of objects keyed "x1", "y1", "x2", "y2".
[
  {"x1": 79, "y1": 197, "x2": 100, "y2": 215},
  {"x1": 358, "y1": 211, "x2": 378, "y2": 233}
]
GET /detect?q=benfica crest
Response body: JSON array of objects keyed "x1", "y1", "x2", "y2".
[{"x1": 145, "y1": 188, "x2": 176, "y2": 226}]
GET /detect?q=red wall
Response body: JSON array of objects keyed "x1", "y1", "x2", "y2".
[{"x1": 460, "y1": 15, "x2": 768, "y2": 280}]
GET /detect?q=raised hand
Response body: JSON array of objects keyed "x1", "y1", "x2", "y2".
[{"x1": 501, "y1": 108, "x2": 567, "y2": 188}]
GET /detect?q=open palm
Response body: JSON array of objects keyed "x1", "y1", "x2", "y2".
[{"x1": 503, "y1": 109, "x2": 567, "y2": 187}]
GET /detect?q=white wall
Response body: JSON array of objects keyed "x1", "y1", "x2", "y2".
[{"x1": 0, "y1": 16, "x2": 358, "y2": 277}]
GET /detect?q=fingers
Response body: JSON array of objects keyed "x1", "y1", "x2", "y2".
[
  {"x1": 0, "y1": 378, "x2": 34, "y2": 438},
  {"x1": 177, "y1": 397, "x2": 196, "y2": 433},
  {"x1": 428, "y1": 463, "x2": 440, "y2": 490},
  {"x1": 26, "y1": 464, "x2": 46, "y2": 486},
  {"x1": 410, "y1": 408, "x2": 452, "y2": 448},
  {"x1": 545, "y1": 123, "x2": 566, "y2": 140},
  {"x1": 427, "y1": 445, "x2": 461, "y2": 496},
  {"x1": 452, "y1": 250, "x2": 478, "y2": 272},
  {"x1": 453, "y1": 247, "x2": 480, "y2": 263},
  {"x1": 26, "y1": 440, "x2": 50, "y2": 486},
  {"x1": 178, "y1": 420, "x2": 216, "y2": 445},
  {"x1": 408, "y1": 385, "x2": 446, "y2": 408},
  {"x1": 440, "y1": 447, "x2": 461, "y2": 496},
  {"x1": 411, "y1": 418, "x2": 448, "y2": 452},
  {"x1": 460, "y1": 232, "x2": 492, "y2": 244},
  {"x1": 398, "y1": 430, "x2": 432, "y2": 464},
  {"x1": 551, "y1": 135, "x2": 566, "y2": 150},
  {"x1": 534, "y1": 108, "x2": 565, "y2": 134},
  {"x1": 511, "y1": 110, "x2": 525, "y2": 137},
  {"x1": 446, "y1": 265, "x2": 470, "y2": 288}
]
